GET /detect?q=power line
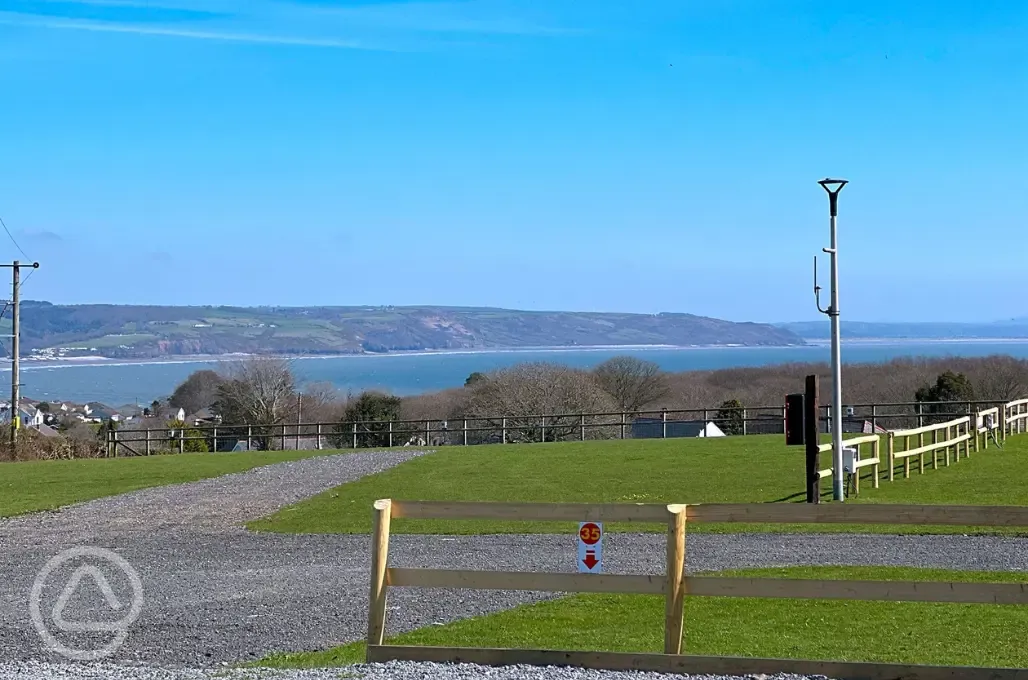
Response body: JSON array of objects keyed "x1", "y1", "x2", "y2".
[
  {"x1": 0, "y1": 215, "x2": 29, "y2": 261},
  {"x1": 17, "y1": 267, "x2": 35, "y2": 294}
]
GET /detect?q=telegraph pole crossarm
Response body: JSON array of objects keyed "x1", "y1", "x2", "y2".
[{"x1": 814, "y1": 178, "x2": 847, "y2": 501}]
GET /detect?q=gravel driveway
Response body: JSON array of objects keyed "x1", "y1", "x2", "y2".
[{"x1": 2, "y1": 449, "x2": 1027, "y2": 678}]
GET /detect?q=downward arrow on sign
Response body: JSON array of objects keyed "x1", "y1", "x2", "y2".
[{"x1": 583, "y1": 550, "x2": 598, "y2": 570}]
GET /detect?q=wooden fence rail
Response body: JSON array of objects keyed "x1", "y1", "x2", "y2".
[
  {"x1": 815, "y1": 434, "x2": 880, "y2": 496},
  {"x1": 1005, "y1": 398, "x2": 1028, "y2": 438},
  {"x1": 366, "y1": 499, "x2": 1028, "y2": 680},
  {"x1": 887, "y1": 416, "x2": 971, "y2": 481},
  {"x1": 974, "y1": 407, "x2": 1000, "y2": 451}
]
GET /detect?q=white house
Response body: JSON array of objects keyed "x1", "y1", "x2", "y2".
[
  {"x1": 631, "y1": 418, "x2": 727, "y2": 439},
  {"x1": 0, "y1": 401, "x2": 45, "y2": 428},
  {"x1": 160, "y1": 406, "x2": 187, "y2": 422}
]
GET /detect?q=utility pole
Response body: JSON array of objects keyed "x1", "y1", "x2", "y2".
[
  {"x1": 3, "y1": 260, "x2": 39, "y2": 451},
  {"x1": 814, "y1": 179, "x2": 847, "y2": 501}
]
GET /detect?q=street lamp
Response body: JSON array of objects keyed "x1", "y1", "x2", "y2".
[{"x1": 815, "y1": 178, "x2": 847, "y2": 501}]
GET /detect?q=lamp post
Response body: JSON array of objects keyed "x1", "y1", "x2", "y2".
[{"x1": 815, "y1": 178, "x2": 847, "y2": 501}]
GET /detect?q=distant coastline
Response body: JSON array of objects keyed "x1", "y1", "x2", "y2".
[
  {"x1": 800, "y1": 337, "x2": 1028, "y2": 345},
  {"x1": 8, "y1": 343, "x2": 779, "y2": 371},
  {"x1": 6, "y1": 337, "x2": 1028, "y2": 372}
]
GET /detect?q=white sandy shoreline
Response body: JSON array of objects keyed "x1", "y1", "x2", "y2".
[{"x1": 6, "y1": 337, "x2": 1028, "y2": 372}]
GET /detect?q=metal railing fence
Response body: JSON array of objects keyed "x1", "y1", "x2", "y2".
[{"x1": 102, "y1": 399, "x2": 1017, "y2": 456}]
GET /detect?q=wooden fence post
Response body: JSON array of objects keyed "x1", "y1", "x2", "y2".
[
  {"x1": 944, "y1": 424, "x2": 951, "y2": 466},
  {"x1": 145, "y1": 429, "x2": 151, "y2": 456},
  {"x1": 741, "y1": 408, "x2": 747, "y2": 436},
  {"x1": 931, "y1": 429, "x2": 938, "y2": 469},
  {"x1": 916, "y1": 402, "x2": 923, "y2": 429},
  {"x1": 580, "y1": 414, "x2": 586, "y2": 441},
  {"x1": 664, "y1": 504, "x2": 687, "y2": 655},
  {"x1": 540, "y1": 416, "x2": 546, "y2": 442},
  {"x1": 872, "y1": 438, "x2": 880, "y2": 489},
  {"x1": 352, "y1": 422, "x2": 357, "y2": 449},
  {"x1": 463, "y1": 419, "x2": 468, "y2": 446},
  {"x1": 918, "y1": 429, "x2": 925, "y2": 475},
  {"x1": 903, "y1": 435, "x2": 910, "y2": 478},
  {"x1": 871, "y1": 404, "x2": 877, "y2": 433},
  {"x1": 179, "y1": 428, "x2": 184, "y2": 454},
  {"x1": 112, "y1": 429, "x2": 118, "y2": 457},
  {"x1": 316, "y1": 423, "x2": 322, "y2": 450},
  {"x1": 853, "y1": 441, "x2": 860, "y2": 496},
  {"x1": 501, "y1": 417, "x2": 507, "y2": 444},
  {"x1": 804, "y1": 375, "x2": 820, "y2": 503},
  {"x1": 620, "y1": 412, "x2": 626, "y2": 439},
  {"x1": 388, "y1": 421, "x2": 393, "y2": 448},
  {"x1": 887, "y1": 432, "x2": 895, "y2": 482},
  {"x1": 366, "y1": 498, "x2": 392, "y2": 653}
]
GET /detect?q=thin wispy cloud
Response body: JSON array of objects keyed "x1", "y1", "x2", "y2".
[
  {"x1": 18, "y1": 229, "x2": 64, "y2": 242},
  {"x1": 0, "y1": 0, "x2": 578, "y2": 50},
  {"x1": 304, "y1": 1, "x2": 581, "y2": 37},
  {"x1": 0, "y1": 12, "x2": 375, "y2": 49}
]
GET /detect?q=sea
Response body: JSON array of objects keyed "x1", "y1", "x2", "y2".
[{"x1": 5, "y1": 340, "x2": 1028, "y2": 407}]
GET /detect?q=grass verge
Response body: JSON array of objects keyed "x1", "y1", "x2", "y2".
[
  {"x1": 250, "y1": 435, "x2": 1028, "y2": 536},
  {"x1": 258, "y1": 566, "x2": 1028, "y2": 670},
  {"x1": 0, "y1": 449, "x2": 348, "y2": 517}
]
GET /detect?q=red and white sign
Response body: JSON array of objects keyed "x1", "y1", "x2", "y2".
[{"x1": 577, "y1": 522, "x2": 603, "y2": 573}]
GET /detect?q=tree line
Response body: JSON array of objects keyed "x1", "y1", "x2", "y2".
[
  {"x1": 5, "y1": 352, "x2": 1023, "y2": 460},
  {"x1": 156, "y1": 353, "x2": 1028, "y2": 446}
]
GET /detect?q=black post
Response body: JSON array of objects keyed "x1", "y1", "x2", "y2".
[{"x1": 805, "y1": 375, "x2": 821, "y2": 504}]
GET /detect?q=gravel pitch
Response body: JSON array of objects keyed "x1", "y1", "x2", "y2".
[
  {"x1": 0, "y1": 660, "x2": 828, "y2": 680},
  {"x1": 2, "y1": 448, "x2": 1027, "y2": 680}
]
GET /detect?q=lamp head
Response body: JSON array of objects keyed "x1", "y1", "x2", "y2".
[
  {"x1": 818, "y1": 178, "x2": 848, "y2": 194},
  {"x1": 818, "y1": 178, "x2": 848, "y2": 216}
]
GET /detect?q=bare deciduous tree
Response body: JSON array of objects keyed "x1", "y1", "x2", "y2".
[
  {"x1": 593, "y1": 356, "x2": 670, "y2": 413},
  {"x1": 298, "y1": 381, "x2": 343, "y2": 423},
  {"x1": 465, "y1": 362, "x2": 617, "y2": 442},
  {"x1": 215, "y1": 357, "x2": 297, "y2": 448}
]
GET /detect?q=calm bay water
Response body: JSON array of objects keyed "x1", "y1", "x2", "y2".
[{"x1": 8, "y1": 341, "x2": 1028, "y2": 406}]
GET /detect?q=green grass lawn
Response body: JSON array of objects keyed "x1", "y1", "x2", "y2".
[
  {"x1": 249, "y1": 436, "x2": 811, "y2": 535},
  {"x1": 258, "y1": 566, "x2": 1028, "y2": 670},
  {"x1": 0, "y1": 449, "x2": 346, "y2": 518},
  {"x1": 249, "y1": 434, "x2": 1028, "y2": 536}
]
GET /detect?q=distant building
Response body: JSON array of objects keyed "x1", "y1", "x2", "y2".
[
  {"x1": 631, "y1": 417, "x2": 726, "y2": 439},
  {"x1": 0, "y1": 401, "x2": 46, "y2": 429},
  {"x1": 159, "y1": 406, "x2": 187, "y2": 423},
  {"x1": 841, "y1": 418, "x2": 889, "y2": 435}
]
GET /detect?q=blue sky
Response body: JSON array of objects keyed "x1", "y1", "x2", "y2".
[{"x1": 0, "y1": 0, "x2": 1025, "y2": 323}]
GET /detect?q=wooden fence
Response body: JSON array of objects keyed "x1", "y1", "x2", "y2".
[
  {"x1": 887, "y1": 416, "x2": 971, "y2": 481},
  {"x1": 366, "y1": 499, "x2": 1028, "y2": 680},
  {"x1": 974, "y1": 406, "x2": 1000, "y2": 451},
  {"x1": 815, "y1": 434, "x2": 880, "y2": 496},
  {"x1": 1005, "y1": 398, "x2": 1028, "y2": 438},
  {"x1": 104, "y1": 398, "x2": 1024, "y2": 455}
]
